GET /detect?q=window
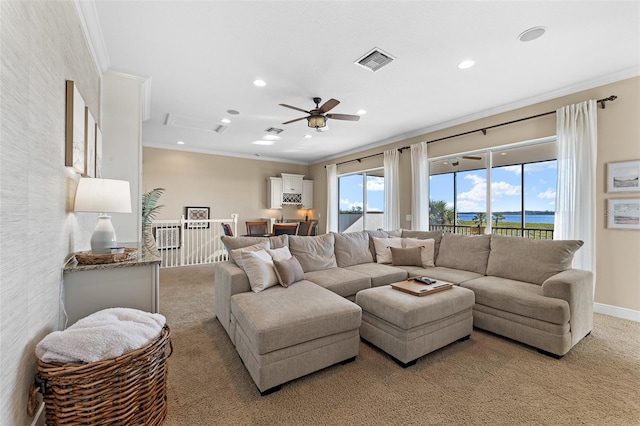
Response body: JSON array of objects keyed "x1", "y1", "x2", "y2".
[
  {"x1": 429, "y1": 140, "x2": 557, "y2": 239},
  {"x1": 338, "y1": 169, "x2": 384, "y2": 232}
]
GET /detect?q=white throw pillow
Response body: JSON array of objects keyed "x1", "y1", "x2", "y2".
[
  {"x1": 372, "y1": 236, "x2": 404, "y2": 264},
  {"x1": 266, "y1": 246, "x2": 292, "y2": 261},
  {"x1": 240, "y1": 249, "x2": 279, "y2": 292},
  {"x1": 231, "y1": 241, "x2": 270, "y2": 270},
  {"x1": 403, "y1": 238, "x2": 436, "y2": 267}
]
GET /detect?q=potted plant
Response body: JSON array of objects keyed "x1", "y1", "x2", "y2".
[{"x1": 141, "y1": 188, "x2": 165, "y2": 247}]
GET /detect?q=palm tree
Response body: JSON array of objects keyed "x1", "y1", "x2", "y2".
[
  {"x1": 141, "y1": 188, "x2": 165, "y2": 244},
  {"x1": 429, "y1": 200, "x2": 449, "y2": 225},
  {"x1": 472, "y1": 212, "x2": 486, "y2": 227},
  {"x1": 492, "y1": 212, "x2": 505, "y2": 227}
]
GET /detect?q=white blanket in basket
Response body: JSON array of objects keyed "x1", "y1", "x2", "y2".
[{"x1": 36, "y1": 308, "x2": 166, "y2": 363}]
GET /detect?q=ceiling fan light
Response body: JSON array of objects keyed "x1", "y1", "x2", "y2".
[{"x1": 307, "y1": 115, "x2": 326, "y2": 128}]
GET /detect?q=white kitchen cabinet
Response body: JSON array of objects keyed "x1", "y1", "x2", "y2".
[
  {"x1": 281, "y1": 173, "x2": 304, "y2": 194},
  {"x1": 302, "y1": 180, "x2": 314, "y2": 209},
  {"x1": 267, "y1": 177, "x2": 283, "y2": 209}
]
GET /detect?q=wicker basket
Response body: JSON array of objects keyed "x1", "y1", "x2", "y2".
[
  {"x1": 75, "y1": 248, "x2": 138, "y2": 265},
  {"x1": 34, "y1": 324, "x2": 171, "y2": 425}
]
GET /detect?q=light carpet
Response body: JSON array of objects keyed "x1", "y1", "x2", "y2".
[{"x1": 159, "y1": 264, "x2": 640, "y2": 426}]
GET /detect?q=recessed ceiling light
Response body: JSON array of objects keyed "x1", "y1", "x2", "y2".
[
  {"x1": 221, "y1": 118, "x2": 231, "y2": 124},
  {"x1": 304, "y1": 134, "x2": 312, "y2": 139},
  {"x1": 263, "y1": 135, "x2": 280, "y2": 141},
  {"x1": 518, "y1": 26, "x2": 546, "y2": 42},
  {"x1": 177, "y1": 141, "x2": 185, "y2": 145},
  {"x1": 500, "y1": 152, "x2": 507, "y2": 156},
  {"x1": 458, "y1": 59, "x2": 475, "y2": 69},
  {"x1": 252, "y1": 140, "x2": 275, "y2": 146},
  {"x1": 227, "y1": 109, "x2": 240, "y2": 115},
  {"x1": 443, "y1": 161, "x2": 448, "y2": 165},
  {"x1": 253, "y1": 79, "x2": 266, "y2": 87},
  {"x1": 357, "y1": 109, "x2": 367, "y2": 115}
]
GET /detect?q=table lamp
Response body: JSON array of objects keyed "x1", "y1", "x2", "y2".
[{"x1": 74, "y1": 178, "x2": 132, "y2": 254}]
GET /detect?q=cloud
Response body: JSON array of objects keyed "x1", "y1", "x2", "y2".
[
  {"x1": 340, "y1": 199, "x2": 362, "y2": 210},
  {"x1": 367, "y1": 177, "x2": 384, "y2": 191},
  {"x1": 459, "y1": 174, "x2": 520, "y2": 203},
  {"x1": 537, "y1": 188, "x2": 556, "y2": 199},
  {"x1": 503, "y1": 165, "x2": 521, "y2": 175}
]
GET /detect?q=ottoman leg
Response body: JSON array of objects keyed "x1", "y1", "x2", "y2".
[
  {"x1": 457, "y1": 334, "x2": 471, "y2": 342},
  {"x1": 341, "y1": 356, "x2": 356, "y2": 365},
  {"x1": 260, "y1": 384, "x2": 282, "y2": 396},
  {"x1": 393, "y1": 357, "x2": 416, "y2": 368}
]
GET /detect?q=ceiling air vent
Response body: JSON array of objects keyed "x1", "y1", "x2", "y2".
[
  {"x1": 165, "y1": 113, "x2": 227, "y2": 134},
  {"x1": 265, "y1": 127, "x2": 284, "y2": 134},
  {"x1": 355, "y1": 47, "x2": 395, "y2": 72}
]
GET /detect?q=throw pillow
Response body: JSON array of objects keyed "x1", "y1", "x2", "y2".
[
  {"x1": 222, "y1": 236, "x2": 271, "y2": 265},
  {"x1": 486, "y1": 235, "x2": 584, "y2": 285},
  {"x1": 266, "y1": 246, "x2": 292, "y2": 261},
  {"x1": 390, "y1": 246, "x2": 423, "y2": 267},
  {"x1": 403, "y1": 238, "x2": 436, "y2": 267},
  {"x1": 288, "y1": 234, "x2": 338, "y2": 272},
  {"x1": 273, "y1": 257, "x2": 305, "y2": 287},
  {"x1": 230, "y1": 241, "x2": 270, "y2": 269},
  {"x1": 333, "y1": 231, "x2": 374, "y2": 267},
  {"x1": 240, "y1": 249, "x2": 279, "y2": 292},
  {"x1": 401, "y1": 230, "x2": 443, "y2": 262},
  {"x1": 372, "y1": 236, "x2": 404, "y2": 264}
]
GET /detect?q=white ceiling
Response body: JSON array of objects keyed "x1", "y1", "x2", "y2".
[{"x1": 88, "y1": 1, "x2": 640, "y2": 165}]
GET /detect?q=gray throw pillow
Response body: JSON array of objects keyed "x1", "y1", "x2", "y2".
[
  {"x1": 436, "y1": 233, "x2": 491, "y2": 275},
  {"x1": 288, "y1": 233, "x2": 337, "y2": 272},
  {"x1": 486, "y1": 235, "x2": 584, "y2": 285},
  {"x1": 333, "y1": 232, "x2": 374, "y2": 267},
  {"x1": 390, "y1": 246, "x2": 423, "y2": 267},
  {"x1": 273, "y1": 257, "x2": 305, "y2": 287},
  {"x1": 401, "y1": 230, "x2": 443, "y2": 261}
]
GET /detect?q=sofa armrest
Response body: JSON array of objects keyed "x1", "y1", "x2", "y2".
[
  {"x1": 214, "y1": 262, "x2": 251, "y2": 340},
  {"x1": 541, "y1": 269, "x2": 593, "y2": 345}
]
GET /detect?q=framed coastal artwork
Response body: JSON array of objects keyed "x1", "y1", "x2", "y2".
[
  {"x1": 65, "y1": 80, "x2": 86, "y2": 174},
  {"x1": 154, "y1": 226, "x2": 181, "y2": 250},
  {"x1": 84, "y1": 107, "x2": 96, "y2": 177},
  {"x1": 185, "y1": 206, "x2": 210, "y2": 229},
  {"x1": 607, "y1": 160, "x2": 640, "y2": 193},
  {"x1": 607, "y1": 199, "x2": 640, "y2": 230}
]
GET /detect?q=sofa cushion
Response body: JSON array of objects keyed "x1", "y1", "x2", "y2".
[
  {"x1": 345, "y1": 263, "x2": 409, "y2": 287},
  {"x1": 407, "y1": 266, "x2": 483, "y2": 285},
  {"x1": 391, "y1": 246, "x2": 422, "y2": 267},
  {"x1": 460, "y1": 276, "x2": 570, "y2": 325},
  {"x1": 230, "y1": 280, "x2": 362, "y2": 355},
  {"x1": 230, "y1": 241, "x2": 270, "y2": 268},
  {"x1": 401, "y1": 230, "x2": 443, "y2": 260},
  {"x1": 333, "y1": 231, "x2": 374, "y2": 267},
  {"x1": 273, "y1": 256, "x2": 305, "y2": 287},
  {"x1": 266, "y1": 246, "x2": 292, "y2": 261},
  {"x1": 240, "y1": 249, "x2": 279, "y2": 292},
  {"x1": 222, "y1": 235, "x2": 288, "y2": 265},
  {"x1": 486, "y1": 235, "x2": 584, "y2": 285},
  {"x1": 288, "y1": 233, "x2": 337, "y2": 272},
  {"x1": 303, "y1": 268, "x2": 371, "y2": 298},
  {"x1": 365, "y1": 230, "x2": 390, "y2": 262},
  {"x1": 372, "y1": 236, "x2": 404, "y2": 264},
  {"x1": 402, "y1": 238, "x2": 436, "y2": 267},
  {"x1": 436, "y1": 233, "x2": 491, "y2": 275}
]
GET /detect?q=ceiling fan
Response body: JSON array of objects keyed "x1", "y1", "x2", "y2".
[
  {"x1": 279, "y1": 97, "x2": 360, "y2": 129},
  {"x1": 449, "y1": 155, "x2": 482, "y2": 166}
]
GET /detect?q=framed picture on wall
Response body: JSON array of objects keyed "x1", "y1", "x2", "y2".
[
  {"x1": 607, "y1": 160, "x2": 640, "y2": 192},
  {"x1": 85, "y1": 107, "x2": 96, "y2": 177},
  {"x1": 154, "y1": 226, "x2": 181, "y2": 250},
  {"x1": 185, "y1": 206, "x2": 210, "y2": 229},
  {"x1": 607, "y1": 199, "x2": 640, "y2": 230},
  {"x1": 65, "y1": 80, "x2": 86, "y2": 174}
]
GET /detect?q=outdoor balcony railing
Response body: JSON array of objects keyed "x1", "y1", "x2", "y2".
[{"x1": 429, "y1": 224, "x2": 554, "y2": 240}]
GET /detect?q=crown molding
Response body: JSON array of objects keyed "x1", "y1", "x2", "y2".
[{"x1": 74, "y1": 0, "x2": 110, "y2": 73}]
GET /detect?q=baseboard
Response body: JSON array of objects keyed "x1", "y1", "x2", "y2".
[{"x1": 594, "y1": 302, "x2": 640, "y2": 322}]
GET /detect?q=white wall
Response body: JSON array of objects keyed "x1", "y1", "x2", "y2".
[{"x1": 0, "y1": 2, "x2": 100, "y2": 424}]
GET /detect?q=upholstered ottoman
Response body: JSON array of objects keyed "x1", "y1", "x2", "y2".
[
  {"x1": 356, "y1": 284, "x2": 474, "y2": 367},
  {"x1": 231, "y1": 280, "x2": 362, "y2": 395}
]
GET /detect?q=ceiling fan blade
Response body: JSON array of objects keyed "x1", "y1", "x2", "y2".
[
  {"x1": 279, "y1": 103, "x2": 311, "y2": 114},
  {"x1": 462, "y1": 155, "x2": 482, "y2": 160},
  {"x1": 282, "y1": 116, "x2": 307, "y2": 125},
  {"x1": 318, "y1": 98, "x2": 340, "y2": 114},
  {"x1": 326, "y1": 113, "x2": 360, "y2": 121}
]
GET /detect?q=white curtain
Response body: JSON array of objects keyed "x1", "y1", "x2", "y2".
[
  {"x1": 326, "y1": 164, "x2": 338, "y2": 233},
  {"x1": 410, "y1": 141, "x2": 429, "y2": 230},
  {"x1": 384, "y1": 149, "x2": 400, "y2": 230},
  {"x1": 555, "y1": 100, "x2": 597, "y2": 277}
]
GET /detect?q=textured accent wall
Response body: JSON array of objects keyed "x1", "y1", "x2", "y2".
[{"x1": 0, "y1": 2, "x2": 100, "y2": 424}]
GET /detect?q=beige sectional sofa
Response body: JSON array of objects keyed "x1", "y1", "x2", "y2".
[{"x1": 215, "y1": 230, "x2": 593, "y2": 394}]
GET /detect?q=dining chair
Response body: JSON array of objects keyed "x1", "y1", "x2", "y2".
[
  {"x1": 272, "y1": 223, "x2": 299, "y2": 236},
  {"x1": 221, "y1": 223, "x2": 233, "y2": 236},
  {"x1": 246, "y1": 221, "x2": 269, "y2": 236},
  {"x1": 296, "y1": 221, "x2": 313, "y2": 236}
]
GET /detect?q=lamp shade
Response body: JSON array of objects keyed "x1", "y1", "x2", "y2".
[{"x1": 74, "y1": 178, "x2": 132, "y2": 213}]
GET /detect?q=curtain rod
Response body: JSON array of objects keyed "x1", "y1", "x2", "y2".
[{"x1": 327, "y1": 95, "x2": 617, "y2": 167}]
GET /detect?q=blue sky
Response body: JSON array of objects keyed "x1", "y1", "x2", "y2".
[{"x1": 339, "y1": 160, "x2": 557, "y2": 214}]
